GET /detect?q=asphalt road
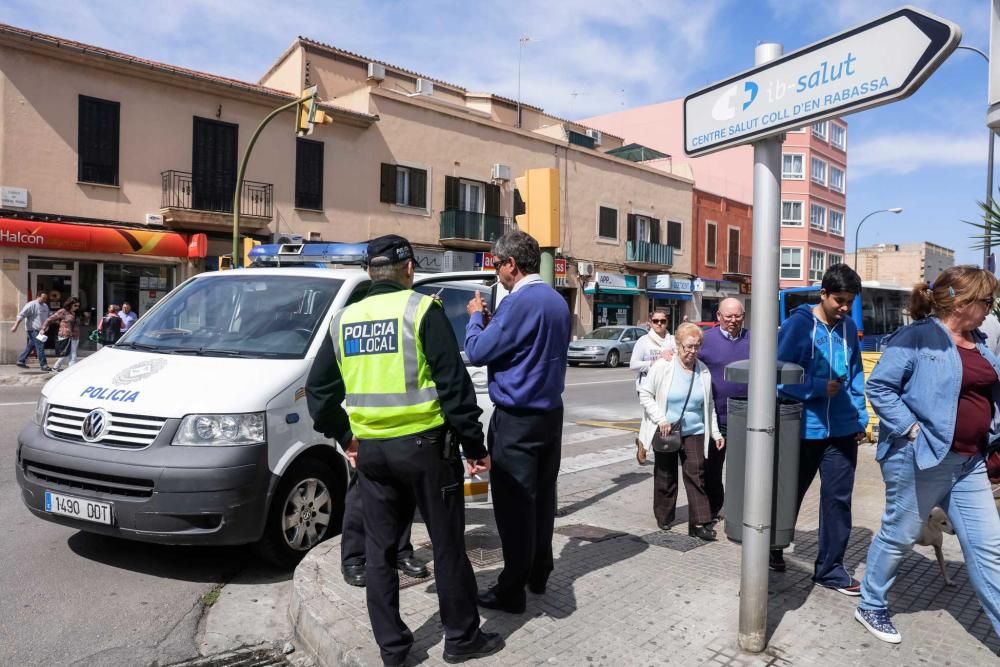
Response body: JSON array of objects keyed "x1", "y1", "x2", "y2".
[{"x1": 0, "y1": 365, "x2": 640, "y2": 666}]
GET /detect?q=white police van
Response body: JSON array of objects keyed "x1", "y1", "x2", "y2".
[{"x1": 16, "y1": 242, "x2": 498, "y2": 567}]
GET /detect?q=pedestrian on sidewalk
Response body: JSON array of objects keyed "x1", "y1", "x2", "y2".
[
  {"x1": 42, "y1": 297, "x2": 81, "y2": 371},
  {"x1": 637, "y1": 322, "x2": 724, "y2": 541},
  {"x1": 698, "y1": 298, "x2": 750, "y2": 524},
  {"x1": 316, "y1": 234, "x2": 501, "y2": 665},
  {"x1": 465, "y1": 230, "x2": 571, "y2": 614},
  {"x1": 98, "y1": 304, "x2": 123, "y2": 348},
  {"x1": 11, "y1": 292, "x2": 51, "y2": 370},
  {"x1": 629, "y1": 308, "x2": 676, "y2": 465},
  {"x1": 855, "y1": 266, "x2": 1000, "y2": 645},
  {"x1": 774, "y1": 264, "x2": 868, "y2": 588},
  {"x1": 119, "y1": 301, "x2": 137, "y2": 332}
]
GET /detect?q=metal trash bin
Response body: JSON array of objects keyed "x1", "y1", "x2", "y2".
[{"x1": 722, "y1": 360, "x2": 804, "y2": 549}]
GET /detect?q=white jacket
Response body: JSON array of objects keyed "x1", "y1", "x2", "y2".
[
  {"x1": 629, "y1": 331, "x2": 676, "y2": 391},
  {"x1": 637, "y1": 358, "x2": 722, "y2": 457}
]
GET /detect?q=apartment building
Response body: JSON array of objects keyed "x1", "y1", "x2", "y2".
[
  {"x1": 0, "y1": 24, "x2": 695, "y2": 361},
  {"x1": 851, "y1": 241, "x2": 954, "y2": 286}
]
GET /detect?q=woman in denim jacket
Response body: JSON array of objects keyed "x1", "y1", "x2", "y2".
[{"x1": 855, "y1": 266, "x2": 1000, "y2": 644}]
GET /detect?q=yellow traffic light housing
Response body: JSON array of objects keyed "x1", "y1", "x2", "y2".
[
  {"x1": 297, "y1": 85, "x2": 332, "y2": 136},
  {"x1": 219, "y1": 255, "x2": 233, "y2": 271},
  {"x1": 242, "y1": 237, "x2": 261, "y2": 267},
  {"x1": 513, "y1": 168, "x2": 560, "y2": 247}
]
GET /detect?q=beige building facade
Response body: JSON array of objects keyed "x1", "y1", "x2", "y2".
[
  {"x1": 850, "y1": 241, "x2": 955, "y2": 287},
  {"x1": 0, "y1": 25, "x2": 694, "y2": 361}
]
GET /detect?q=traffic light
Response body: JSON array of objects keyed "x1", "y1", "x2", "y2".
[
  {"x1": 219, "y1": 255, "x2": 233, "y2": 271},
  {"x1": 513, "y1": 168, "x2": 560, "y2": 247},
  {"x1": 297, "y1": 85, "x2": 332, "y2": 136},
  {"x1": 242, "y1": 237, "x2": 261, "y2": 267}
]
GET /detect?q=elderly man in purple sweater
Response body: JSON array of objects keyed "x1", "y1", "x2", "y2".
[
  {"x1": 697, "y1": 298, "x2": 751, "y2": 525},
  {"x1": 465, "y1": 231, "x2": 571, "y2": 614}
]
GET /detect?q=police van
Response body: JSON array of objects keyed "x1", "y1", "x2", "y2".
[{"x1": 16, "y1": 242, "x2": 499, "y2": 567}]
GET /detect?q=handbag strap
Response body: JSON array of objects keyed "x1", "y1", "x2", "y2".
[{"x1": 673, "y1": 364, "x2": 697, "y2": 437}]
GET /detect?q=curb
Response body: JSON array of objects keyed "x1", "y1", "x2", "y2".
[{"x1": 0, "y1": 371, "x2": 51, "y2": 387}]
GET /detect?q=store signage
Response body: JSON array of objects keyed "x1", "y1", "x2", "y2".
[
  {"x1": 555, "y1": 257, "x2": 567, "y2": 287},
  {"x1": 416, "y1": 249, "x2": 476, "y2": 273},
  {"x1": 475, "y1": 251, "x2": 496, "y2": 271},
  {"x1": 647, "y1": 274, "x2": 692, "y2": 292},
  {"x1": 684, "y1": 7, "x2": 959, "y2": 156},
  {"x1": 595, "y1": 271, "x2": 639, "y2": 289},
  {"x1": 1, "y1": 187, "x2": 28, "y2": 208},
  {"x1": 693, "y1": 278, "x2": 705, "y2": 292},
  {"x1": 0, "y1": 217, "x2": 207, "y2": 258}
]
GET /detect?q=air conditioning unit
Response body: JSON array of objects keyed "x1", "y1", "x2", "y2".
[
  {"x1": 577, "y1": 261, "x2": 594, "y2": 277},
  {"x1": 273, "y1": 232, "x2": 304, "y2": 245},
  {"x1": 415, "y1": 78, "x2": 434, "y2": 96},
  {"x1": 585, "y1": 128, "x2": 603, "y2": 146},
  {"x1": 367, "y1": 63, "x2": 386, "y2": 81},
  {"x1": 491, "y1": 164, "x2": 511, "y2": 181},
  {"x1": 144, "y1": 213, "x2": 163, "y2": 226}
]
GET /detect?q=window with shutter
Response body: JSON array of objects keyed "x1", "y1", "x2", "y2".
[
  {"x1": 408, "y1": 168, "x2": 427, "y2": 208},
  {"x1": 598, "y1": 206, "x2": 617, "y2": 239},
  {"x1": 650, "y1": 218, "x2": 661, "y2": 244},
  {"x1": 379, "y1": 164, "x2": 428, "y2": 208},
  {"x1": 295, "y1": 138, "x2": 324, "y2": 210},
  {"x1": 667, "y1": 221, "x2": 682, "y2": 251},
  {"x1": 514, "y1": 189, "x2": 526, "y2": 218},
  {"x1": 705, "y1": 222, "x2": 717, "y2": 266},
  {"x1": 78, "y1": 95, "x2": 120, "y2": 185},
  {"x1": 379, "y1": 163, "x2": 397, "y2": 203}
]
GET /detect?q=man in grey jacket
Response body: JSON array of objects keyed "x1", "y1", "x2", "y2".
[{"x1": 11, "y1": 293, "x2": 51, "y2": 370}]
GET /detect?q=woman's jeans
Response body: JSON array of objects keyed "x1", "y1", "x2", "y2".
[{"x1": 860, "y1": 443, "x2": 1000, "y2": 636}]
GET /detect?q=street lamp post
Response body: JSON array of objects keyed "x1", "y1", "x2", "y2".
[
  {"x1": 516, "y1": 35, "x2": 530, "y2": 129},
  {"x1": 956, "y1": 45, "x2": 994, "y2": 268},
  {"x1": 853, "y1": 208, "x2": 903, "y2": 275}
]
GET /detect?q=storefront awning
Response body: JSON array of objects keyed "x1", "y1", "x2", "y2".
[
  {"x1": 583, "y1": 286, "x2": 643, "y2": 296},
  {"x1": 0, "y1": 217, "x2": 207, "y2": 259},
  {"x1": 646, "y1": 290, "x2": 692, "y2": 301}
]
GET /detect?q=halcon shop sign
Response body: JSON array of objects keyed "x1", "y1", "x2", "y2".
[{"x1": 0, "y1": 217, "x2": 207, "y2": 258}]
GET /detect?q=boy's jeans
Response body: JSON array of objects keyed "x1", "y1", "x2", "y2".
[{"x1": 860, "y1": 443, "x2": 1000, "y2": 636}]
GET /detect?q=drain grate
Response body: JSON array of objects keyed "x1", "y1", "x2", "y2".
[
  {"x1": 554, "y1": 523, "x2": 628, "y2": 543},
  {"x1": 639, "y1": 529, "x2": 713, "y2": 552},
  {"x1": 463, "y1": 528, "x2": 504, "y2": 568},
  {"x1": 165, "y1": 646, "x2": 290, "y2": 667},
  {"x1": 399, "y1": 562, "x2": 435, "y2": 590}
]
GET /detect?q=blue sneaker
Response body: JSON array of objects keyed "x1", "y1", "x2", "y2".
[{"x1": 855, "y1": 607, "x2": 901, "y2": 644}]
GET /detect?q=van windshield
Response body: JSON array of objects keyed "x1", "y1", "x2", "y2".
[{"x1": 116, "y1": 275, "x2": 343, "y2": 359}]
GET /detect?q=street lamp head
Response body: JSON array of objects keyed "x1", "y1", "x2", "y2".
[{"x1": 888, "y1": 207, "x2": 903, "y2": 214}]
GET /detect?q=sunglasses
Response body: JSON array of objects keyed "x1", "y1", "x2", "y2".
[
  {"x1": 650, "y1": 318, "x2": 667, "y2": 324},
  {"x1": 494, "y1": 257, "x2": 510, "y2": 273}
]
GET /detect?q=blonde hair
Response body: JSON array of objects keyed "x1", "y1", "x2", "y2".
[
  {"x1": 674, "y1": 322, "x2": 703, "y2": 343},
  {"x1": 909, "y1": 265, "x2": 997, "y2": 320}
]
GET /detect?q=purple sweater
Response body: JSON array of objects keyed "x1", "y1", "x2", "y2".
[{"x1": 698, "y1": 326, "x2": 751, "y2": 429}]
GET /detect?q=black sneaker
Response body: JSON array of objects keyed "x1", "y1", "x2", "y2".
[
  {"x1": 443, "y1": 631, "x2": 504, "y2": 664},
  {"x1": 831, "y1": 579, "x2": 862, "y2": 597},
  {"x1": 15, "y1": 362, "x2": 27, "y2": 368},
  {"x1": 769, "y1": 549, "x2": 787, "y2": 572}
]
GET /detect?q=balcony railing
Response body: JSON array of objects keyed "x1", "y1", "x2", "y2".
[
  {"x1": 725, "y1": 254, "x2": 752, "y2": 276},
  {"x1": 439, "y1": 210, "x2": 512, "y2": 244},
  {"x1": 161, "y1": 170, "x2": 273, "y2": 218},
  {"x1": 626, "y1": 240, "x2": 673, "y2": 266}
]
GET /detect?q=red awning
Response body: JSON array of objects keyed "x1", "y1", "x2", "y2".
[{"x1": 0, "y1": 218, "x2": 207, "y2": 259}]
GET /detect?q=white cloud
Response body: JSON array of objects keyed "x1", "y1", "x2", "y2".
[{"x1": 849, "y1": 132, "x2": 987, "y2": 179}]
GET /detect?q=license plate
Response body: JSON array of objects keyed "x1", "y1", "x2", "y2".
[{"x1": 44, "y1": 491, "x2": 113, "y2": 525}]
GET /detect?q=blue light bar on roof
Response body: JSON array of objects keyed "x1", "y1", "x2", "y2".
[{"x1": 248, "y1": 242, "x2": 369, "y2": 267}]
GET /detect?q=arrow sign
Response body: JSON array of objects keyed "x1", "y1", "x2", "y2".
[{"x1": 684, "y1": 6, "x2": 960, "y2": 157}]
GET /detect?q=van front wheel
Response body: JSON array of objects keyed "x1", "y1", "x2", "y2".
[{"x1": 257, "y1": 458, "x2": 344, "y2": 568}]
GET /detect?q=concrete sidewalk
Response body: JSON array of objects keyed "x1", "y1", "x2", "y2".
[
  {"x1": 0, "y1": 363, "x2": 54, "y2": 386},
  {"x1": 290, "y1": 445, "x2": 1000, "y2": 666}
]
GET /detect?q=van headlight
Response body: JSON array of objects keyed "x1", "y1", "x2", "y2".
[
  {"x1": 173, "y1": 413, "x2": 266, "y2": 446},
  {"x1": 33, "y1": 395, "x2": 49, "y2": 426}
]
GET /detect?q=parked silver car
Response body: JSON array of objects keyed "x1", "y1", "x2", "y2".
[{"x1": 567, "y1": 326, "x2": 645, "y2": 368}]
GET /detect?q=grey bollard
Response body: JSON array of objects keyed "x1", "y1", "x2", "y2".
[{"x1": 722, "y1": 360, "x2": 804, "y2": 548}]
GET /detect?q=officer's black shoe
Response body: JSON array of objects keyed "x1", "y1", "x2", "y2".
[
  {"x1": 341, "y1": 563, "x2": 366, "y2": 587},
  {"x1": 442, "y1": 631, "x2": 505, "y2": 664},
  {"x1": 527, "y1": 580, "x2": 546, "y2": 595},
  {"x1": 397, "y1": 556, "x2": 429, "y2": 579},
  {"x1": 476, "y1": 587, "x2": 525, "y2": 614}
]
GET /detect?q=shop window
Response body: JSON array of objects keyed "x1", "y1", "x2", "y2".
[
  {"x1": 295, "y1": 138, "x2": 324, "y2": 210},
  {"x1": 78, "y1": 95, "x2": 120, "y2": 186},
  {"x1": 104, "y1": 263, "x2": 174, "y2": 318}
]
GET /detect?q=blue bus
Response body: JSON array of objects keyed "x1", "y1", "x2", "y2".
[{"x1": 778, "y1": 282, "x2": 912, "y2": 351}]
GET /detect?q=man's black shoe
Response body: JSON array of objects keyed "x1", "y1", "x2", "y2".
[
  {"x1": 527, "y1": 581, "x2": 546, "y2": 595},
  {"x1": 769, "y1": 549, "x2": 787, "y2": 573},
  {"x1": 342, "y1": 563, "x2": 366, "y2": 587},
  {"x1": 397, "y1": 556, "x2": 429, "y2": 579},
  {"x1": 476, "y1": 588, "x2": 525, "y2": 614},
  {"x1": 443, "y1": 631, "x2": 505, "y2": 664},
  {"x1": 15, "y1": 362, "x2": 27, "y2": 368}
]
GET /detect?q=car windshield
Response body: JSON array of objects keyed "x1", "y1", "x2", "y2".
[
  {"x1": 116, "y1": 274, "x2": 343, "y2": 359},
  {"x1": 585, "y1": 327, "x2": 623, "y2": 340}
]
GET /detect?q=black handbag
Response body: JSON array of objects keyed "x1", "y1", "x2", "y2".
[
  {"x1": 650, "y1": 365, "x2": 696, "y2": 454},
  {"x1": 54, "y1": 337, "x2": 72, "y2": 358}
]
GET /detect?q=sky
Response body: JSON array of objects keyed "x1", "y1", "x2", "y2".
[{"x1": 3, "y1": 0, "x2": 996, "y2": 265}]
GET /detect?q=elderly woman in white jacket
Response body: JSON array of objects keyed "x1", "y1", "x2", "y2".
[
  {"x1": 629, "y1": 309, "x2": 676, "y2": 465},
  {"x1": 638, "y1": 322, "x2": 725, "y2": 541}
]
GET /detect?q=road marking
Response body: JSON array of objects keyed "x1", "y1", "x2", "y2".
[
  {"x1": 0, "y1": 401, "x2": 35, "y2": 407},
  {"x1": 562, "y1": 428, "x2": 626, "y2": 445},
  {"x1": 574, "y1": 419, "x2": 640, "y2": 433},
  {"x1": 560, "y1": 445, "x2": 636, "y2": 475},
  {"x1": 564, "y1": 378, "x2": 635, "y2": 387}
]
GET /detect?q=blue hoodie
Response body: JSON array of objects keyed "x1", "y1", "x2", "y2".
[{"x1": 777, "y1": 304, "x2": 868, "y2": 439}]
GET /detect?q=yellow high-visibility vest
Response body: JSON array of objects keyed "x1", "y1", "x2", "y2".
[{"x1": 331, "y1": 290, "x2": 445, "y2": 439}]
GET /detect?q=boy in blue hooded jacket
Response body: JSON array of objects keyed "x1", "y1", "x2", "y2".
[{"x1": 773, "y1": 264, "x2": 869, "y2": 594}]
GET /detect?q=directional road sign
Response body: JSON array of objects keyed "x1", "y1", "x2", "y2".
[{"x1": 684, "y1": 6, "x2": 960, "y2": 157}]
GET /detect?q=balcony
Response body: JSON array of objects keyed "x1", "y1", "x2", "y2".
[
  {"x1": 724, "y1": 254, "x2": 752, "y2": 278},
  {"x1": 625, "y1": 240, "x2": 673, "y2": 270},
  {"x1": 439, "y1": 210, "x2": 513, "y2": 250},
  {"x1": 159, "y1": 170, "x2": 273, "y2": 232}
]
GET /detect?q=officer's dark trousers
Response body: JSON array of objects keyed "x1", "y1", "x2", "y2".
[
  {"x1": 488, "y1": 405, "x2": 563, "y2": 602},
  {"x1": 357, "y1": 428, "x2": 480, "y2": 664},
  {"x1": 341, "y1": 472, "x2": 415, "y2": 567}
]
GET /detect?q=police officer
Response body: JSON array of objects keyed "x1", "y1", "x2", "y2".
[{"x1": 312, "y1": 235, "x2": 503, "y2": 666}]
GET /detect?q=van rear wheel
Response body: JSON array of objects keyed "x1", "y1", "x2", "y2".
[{"x1": 257, "y1": 458, "x2": 344, "y2": 569}]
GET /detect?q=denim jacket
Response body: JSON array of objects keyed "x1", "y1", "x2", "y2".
[{"x1": 866, "y1": 316, "x2": 1000, "y2": 469}]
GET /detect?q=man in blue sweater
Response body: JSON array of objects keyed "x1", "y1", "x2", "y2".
[
  {"x1": 698, "y1": 298, "x2": 750, "y2": 524},
  {"x1": 465, "y1": 231, "x2": 571, "y2": 614}
]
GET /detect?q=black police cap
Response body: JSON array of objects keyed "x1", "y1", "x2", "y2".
[{"x1": 365, "y1": 234, "x2": 414, "y2": 266}]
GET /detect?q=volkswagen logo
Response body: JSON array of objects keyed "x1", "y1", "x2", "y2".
[{"x1": 81, "y1": 408, "x2": 111, "y2": 443}]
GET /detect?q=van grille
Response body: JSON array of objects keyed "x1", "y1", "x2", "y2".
[
  {"x1": 45, "y1": 404, "x2": 167, "y2": 449},
  {"x1": 23, "y1": 459, "x2": 154, "y2": 498}
]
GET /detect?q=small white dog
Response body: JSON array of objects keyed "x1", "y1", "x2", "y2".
[{"x1": 915, "y1": 507, "x2": 956, "y2": 587}]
